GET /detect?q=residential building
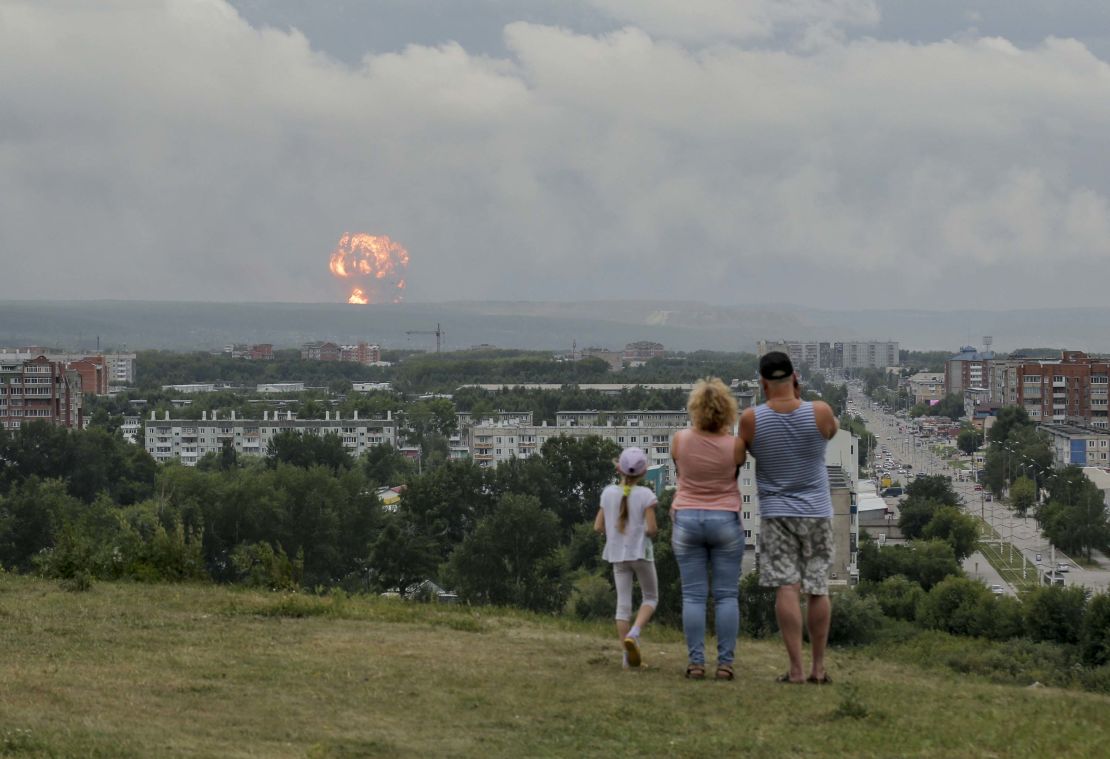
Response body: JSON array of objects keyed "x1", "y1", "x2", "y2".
[
  {"x1": 944, "y1": 345, "x2": 995, "y2": 396},
  {"x1": 554, "y1": 410, "x2": 690, "y2": 427},
  {"x1": 352, "y1": 382, "x2": 393, "y2": 393},
  {"x1": 144, "y1": 409, "x2": 398, "y2": 466},
  {"x1": 906, "y1": 373, "x2": 946, "y2": 404},
  {"x1": 120, "y1": 415, "x2": 142, "y2": 445},
  {"x1": 987, "y1": 358, "x2": 1023, "y2": 406},
  {"x1": 301, "y1": 341, "x2": 341, "y2": 361},
  {"x1": 469, "y1": 418, "x2": 686, "y2": 484},
  {"x1": 1013, "y1": 352, "x2": 1109, "y2": 428},
  {"x1": 340, "y1": 342, "x2": 381, "y2": 365},
  {"x1": 0, "y1": 355, "x2": 83, "y2": 430},
  {"x1": 757, "y1": 340, "x2": 899, "y2": 370},
  {"x1": 66, "y1": 355, "x2": 109, "y2": 396},
  {"x1": 224, "y1": 343, "x2": 274, "y2": 360},
  {"x1": 623, "y1": 341, "x2": 665, "y2": 366},
  {"x1": 1038, "y1": 423, "x2": 1110, "y2": 468}
]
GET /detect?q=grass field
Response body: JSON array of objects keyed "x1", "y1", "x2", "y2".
[{"x1": 2, "y1": 574, "x2": 1109, "y2": 758}]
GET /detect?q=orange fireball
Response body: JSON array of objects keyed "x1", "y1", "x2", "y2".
[{"x1": 329, "y1": 233, "x2": 410, "y2": 304}]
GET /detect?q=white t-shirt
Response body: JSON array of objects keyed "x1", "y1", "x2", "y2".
[{"x1": 599, "y1": 484, "x2": 658, "y2": 563}]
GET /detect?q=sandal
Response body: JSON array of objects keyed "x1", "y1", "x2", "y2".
[
  {"x1": 775, "y1": 672, "x2": 805, "y2": 684},
  {"x1": 807, "y1": 674, "x2": 832, "y2": 685},
  {"x1": 685, "y1": 663, "x2": 706, "y2": 680},
  {"x1": 715, "y1": 664, "x2": 735, "y2": 681}
]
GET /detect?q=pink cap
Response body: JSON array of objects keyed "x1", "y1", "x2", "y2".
[{"x1": 618, "y1": 447, "x2": 648, "y2": 476}]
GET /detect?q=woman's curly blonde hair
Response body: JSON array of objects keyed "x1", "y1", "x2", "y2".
[{"x1": 687, "y1": 377, "x2": 738, "y2": 432}]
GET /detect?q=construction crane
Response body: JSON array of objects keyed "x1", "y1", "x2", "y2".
[{"x1": 405, "y1": 322, "x2": 445, "y2": 353}]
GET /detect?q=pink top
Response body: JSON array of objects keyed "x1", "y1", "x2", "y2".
[{"x1": 671, "y1": 428, "x2": 741, "y2": 511}]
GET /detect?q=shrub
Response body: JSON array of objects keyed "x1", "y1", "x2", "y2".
[
  {"x1": 1081, "y1": 592, "x2": 1110, "y2": 666},
  {"x1": 917, "y1": 577, "x2": 994, "y2": 637},
  {"x1": 566, "y1": 572, "x2": 615, "y2": 621},
  {"x1": 861, "y1": 575, "x2": 925, "y2": 622},
  {"x1": 827, "y1": 591, "x2": 885, "y2": 646},
  {"x1": 230, "y1": 541, "x2": 301, "y2": 591},
  {"x1": 1024, "y1": 585, "x2": 1088, "y2": 645}
]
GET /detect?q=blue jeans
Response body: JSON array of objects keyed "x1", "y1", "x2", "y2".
[{"x1": 672, "y1": 509, "x2": 745, "y2": 666}]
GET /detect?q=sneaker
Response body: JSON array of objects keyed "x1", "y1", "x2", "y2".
[{"x1": 623, "y1": 635, "x2": 642, "y2": 668}]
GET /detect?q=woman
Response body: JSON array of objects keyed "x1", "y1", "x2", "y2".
[{"x1": 670, "y1": 377, "x2": 745, "y2": 680}]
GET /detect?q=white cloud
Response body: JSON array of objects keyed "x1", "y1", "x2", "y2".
[
  {"x1": 2, "y1": 0, "x2": 1110, "y2": 308},
  {"x1": 584, "y1": 0, "x2": 880, "y2": 44}
]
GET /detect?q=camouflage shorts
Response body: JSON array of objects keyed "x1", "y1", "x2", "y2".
[{"x1": 758, "y1": 517, "x2": 834, "y2": 596}]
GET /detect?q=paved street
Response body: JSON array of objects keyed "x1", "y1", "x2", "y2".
[{"x1": 849, "y1": 388, "x2": 1110, "y2": 593}]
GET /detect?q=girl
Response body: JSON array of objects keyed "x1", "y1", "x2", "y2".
[{"x1": 594, "y1": 446, "x2": 659, "y2": 668}]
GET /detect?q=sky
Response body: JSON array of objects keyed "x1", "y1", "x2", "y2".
[{"x1": 3, "y1": 0, "x2": 1110, "y2": 309}]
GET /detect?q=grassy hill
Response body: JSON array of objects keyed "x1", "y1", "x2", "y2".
[{"x1": 1, "y1": 575, "x2": 1107, "y2": 758}]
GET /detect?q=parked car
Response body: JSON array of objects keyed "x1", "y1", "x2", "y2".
[
  {"x1": 990, "y1": 584, "x2": 1004, "y2": 595},
  {"x1": 974, "y1": 485, "x2": 983, "y2": 491},
  {"x1": 881, "y1": 487, "x2": 904, "y2": 498},
  {"x1": 1056, "y1": 563, "x2": 1071, "y2": 573}
]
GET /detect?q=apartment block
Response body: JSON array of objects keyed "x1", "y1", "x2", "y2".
[
  {"x1": 0, "y1": 355, "x2": 83, "y2": 430},
  {"x1": 1014, "y1": 352, "x2": 1109, "y2": 428},
  {"x1": 758, "y1": 340, "x2": 899, "y2": 370},
  {"x1": 469, "y1": 418, "x2": 685, "y2": 484},
  {"x1": 944, "y1": 346, "x2": 995, "y2": 395},
  {"x1": 622, "y1": 341, "x2": 665, "y2": 366},
  {"x1": 225, "y1": 343, "x2": 274, "y2": 360},
  {"x1": 1038, "y1": 423, "x2": 1110, "y2": 468},
  {"x1": 144, "y1": 409, "x2": 398, "y2": 466},
  {"x1": 0, "y1": 349, "x2": 133, "y2": 393},
  {"x1": 906, "y1": 373, "x2": 945, "y2": 404}
]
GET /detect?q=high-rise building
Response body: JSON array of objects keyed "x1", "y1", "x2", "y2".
[
  {"x1": 1012, "y1": 352, "x2": 1109, "y2": 428},
  {"x1": 0, "y1": 355, "x2": 83, "y2": 430},
  {"x1": 757, "y1": 340, "x2": 899, "y2": 370},
  {"x1": 944, "y1": 345, "x2": 995, "y2": 396}
]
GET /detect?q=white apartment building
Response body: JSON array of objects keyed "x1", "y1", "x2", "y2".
[
  {"x1": 257, "y1": 383, "x2": 305, "y2": 393},
  {"x1": 470, "y1": 419, "x2": 687, "y2": 484},
  {"x1": 1038, "y1": 423, "x2": 1110, "y2": 468},
  {"x1": 757, "y1": 340, "x2": 899, "y2": 370},
  {"x1": 144, "y1": 409, "x2": 398, "y2": 466},
  {"x1": 554, "y1": 410, "x2": 690, "y2": 427}
]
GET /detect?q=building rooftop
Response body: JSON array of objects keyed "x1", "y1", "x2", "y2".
[{"x1": 1037, "y1": 423, "x2": 1110, "y2": 437}]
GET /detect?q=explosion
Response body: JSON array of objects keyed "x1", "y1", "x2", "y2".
[{"x1": 328, "y1": 233, "x2": 409, "y2": 304}]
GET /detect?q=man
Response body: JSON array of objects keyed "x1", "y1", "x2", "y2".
[{"x1": 739, "y1": 351, "x2": 838, "y2": 684}]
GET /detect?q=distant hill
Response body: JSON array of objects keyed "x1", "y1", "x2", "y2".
[{"x1": 2, "y1": 299, "x2": 1108, "y2": 354}]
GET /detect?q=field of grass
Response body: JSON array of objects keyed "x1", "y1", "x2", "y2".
[{"x1": 2, "y1": 574, "x2": 1109, "y2": 758}]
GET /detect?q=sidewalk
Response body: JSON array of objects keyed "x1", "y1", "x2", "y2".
[{"x1": 963, "y1": 551, "x2": 1013, "y2": 596}]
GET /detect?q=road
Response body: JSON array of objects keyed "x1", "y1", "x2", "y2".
[{"x1": 848, "y1": 387, "x2": 1110, "y2": 593}]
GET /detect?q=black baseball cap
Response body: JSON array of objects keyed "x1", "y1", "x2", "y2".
[{"x1": 759, "y1": 351, "x2": 794, "y2": 380}]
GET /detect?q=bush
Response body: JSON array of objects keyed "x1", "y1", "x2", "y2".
[
  {"x1": 861, "y1": 575, "x2": 925, "y2": 622},
  {"x1": 1081, "y1": 592, "x2": 1110, "y2": 665},
  {"x1": 827, "y1": 591, "x2": 885, "y2": 646},
  {"x1": 917, "y1": 577, "x2": 994, "y2": 637},
  {"x1": 566, "y1": 572, "x2": 615, "y2": 621},
  {"x1": 1024, "y1": 585, "x2": 1088, "y2": 645},
  {"x1": 739, "y1": 571, "x2": 778, "y2": 639},
  {"x1": 230, "y1": 542, "x2": 302, "y2": 591}
]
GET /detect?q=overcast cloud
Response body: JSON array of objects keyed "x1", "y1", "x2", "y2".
[{"x1": 2, "y1": 0, "x2": 1110, "y2": 308}]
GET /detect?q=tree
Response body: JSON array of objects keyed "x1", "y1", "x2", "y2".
[
  {"x1": 858, "y1": 538, "x2": 961, "y2": 591},
  {"x1": 1081, "y1": 593, "x2": 1110, "y2": 666},
  {"x1": 367, "y1": 516, "x2": 438, "y2": 593},
  {"x1": 1009, "y1": 476, "x2": 1036, "y2": 517},
  {"x1": 860, "y1": 574, "x2": 925, "y2": 622},
  {"x1": 362, "y1": 443, "x2": 416, "y2": 486},
  {"x1": 921, "y1": 506, "x2": 979, "y2": 561},
  {"x1": 540, "y1": 435, "x2": 622, "y2": 531},
  {"x1": 957, "y1": 428, "x2": 983, "y2": 456},
  {"x1": 916, "y1": 576, "x2": 994, "y2": 637},
  {"x1": 266, "y1": 430, "x2": 352, "y2": 472},
  {"x1": 933, "y1": 394, "x2": 965, "y2": 421},
  {"x1": 399, "y1": 460, "x2": 495, "y2": 562},
  {"x1": 446, "y1": 494, "x2": 563, "y2": 611},
  {"x1": 1039, "y1": 467, "x2": 1110, "y2": 560},
  {"x1": 1023, "y1": 585, "x2": 1088, "y2": 645}
]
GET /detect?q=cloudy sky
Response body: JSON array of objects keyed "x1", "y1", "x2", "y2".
[{"x1": 3, "y1": 0, "x2": 1110, "y2": 309}]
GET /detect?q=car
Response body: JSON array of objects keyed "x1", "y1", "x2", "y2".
[
  {"x1": 984, "y1": 494, "x2": 992, "y2": 502},
  {"x1": 990, "y1": 584, "x2": 1004, "y2": 595},
  {"x1": 973, "y1": 485, "x2": 983, "y2": 491},
  {"x1": 1056, "y1": 563, "x2": 1071, "y2": 573}
]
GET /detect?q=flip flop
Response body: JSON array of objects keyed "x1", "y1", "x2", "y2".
[
  {"x1": 807, "y1": 674, "x2": 832, "y2": 685},
  {"x1": 775, "y1": 672, "x2": 805, "y2": 684}
]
